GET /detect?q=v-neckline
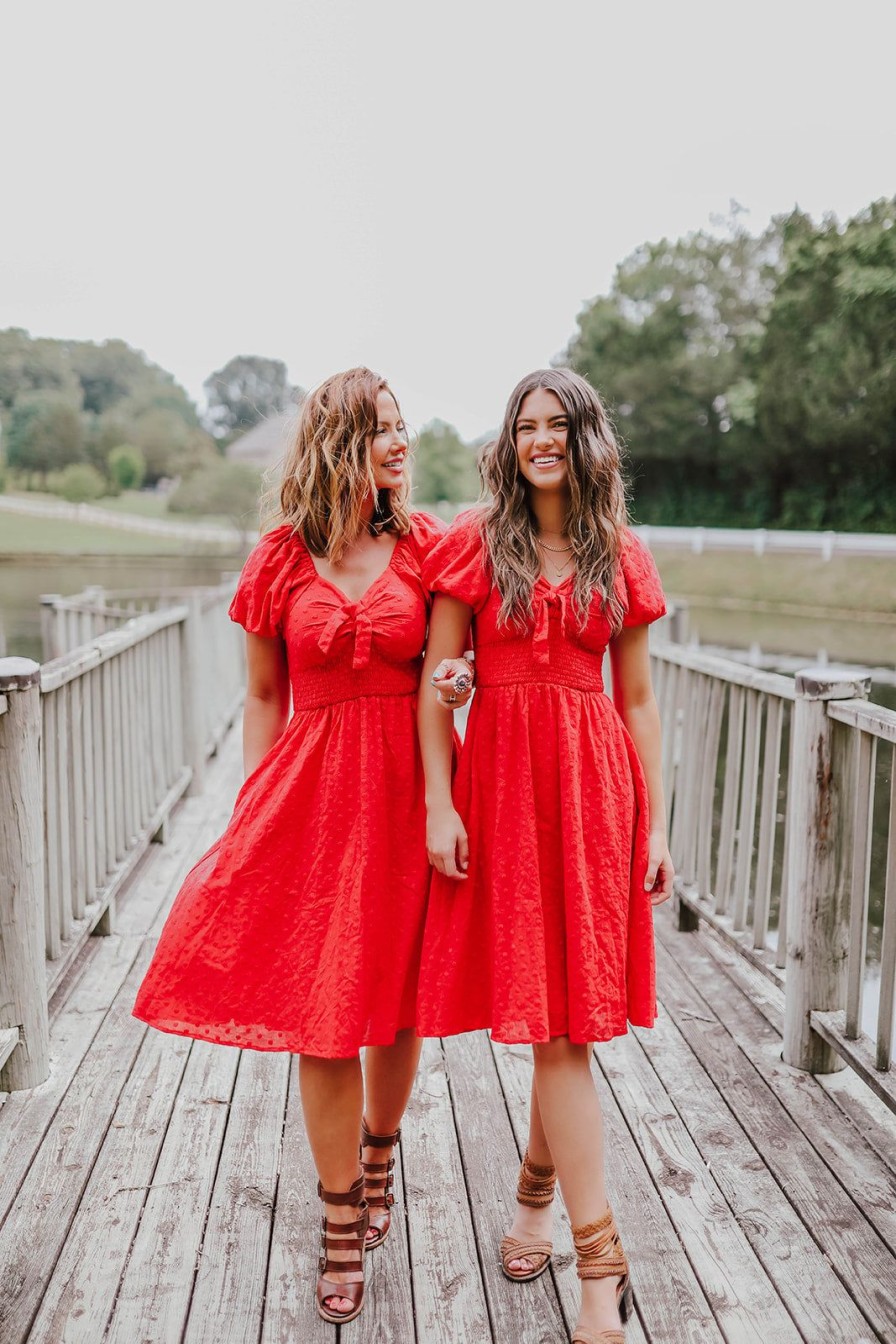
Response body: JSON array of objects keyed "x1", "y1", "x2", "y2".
[{"x1": 307, "y1": 535, "x2": 403, "y2": 606}]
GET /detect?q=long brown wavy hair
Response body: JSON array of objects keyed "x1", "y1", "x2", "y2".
[
  {"x1": 264, "y1": 367, "x2": 412, "y2": 560},
  {"x1": 480, "y1": 368, "x2": 629, "y2": 630}
]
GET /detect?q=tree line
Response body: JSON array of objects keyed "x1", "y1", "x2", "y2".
[
  {"x1": 2, "y1": 194, "x2": 893, "y2": 529},
  {"x1": 566, "y1": 197, "x2": 896, "y2": 531}
]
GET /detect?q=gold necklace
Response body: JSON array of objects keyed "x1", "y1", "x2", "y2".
[{"x1": 536, "y1": 537, "x2": 573, "y2": 553}]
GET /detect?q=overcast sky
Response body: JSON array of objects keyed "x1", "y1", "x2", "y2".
[{"x1": 2, "y1": 0, "x2": 894, "y2": 440}]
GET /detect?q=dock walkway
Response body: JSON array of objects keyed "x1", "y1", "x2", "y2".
[{"x1": 2, "y1": 724, "x2": 896, "y2": 1344}]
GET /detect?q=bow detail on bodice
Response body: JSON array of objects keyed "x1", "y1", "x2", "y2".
[
  {"x1": 317, "y1": 607, "x2": 374, "y2": 670},
  {"x1": 533, "y1": 585, "x2": 573, "y2": 665}
]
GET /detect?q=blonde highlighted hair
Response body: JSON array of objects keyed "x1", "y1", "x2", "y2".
[
  {"x1": 264, "y1": 367, "x2": 411, "y2": 560},
  {"x1": 480, "y1": 367, "x2": 629, "y2": 630}
]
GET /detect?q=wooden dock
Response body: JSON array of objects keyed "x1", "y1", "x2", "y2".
[{"x1": 2, "y1": 723, "x2": 896, "y2": 1344}]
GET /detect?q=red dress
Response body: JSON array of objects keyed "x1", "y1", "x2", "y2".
[
  {"x1": 133, "y1": 512, "x2": 445, "y2": 1058},
  {"x1": 417, "y1": 511, "x2": 666, "y2": 1045}
]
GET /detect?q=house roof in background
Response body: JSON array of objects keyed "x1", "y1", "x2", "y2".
[{"x1": 226, "y1": 412, "x2": 297, "y2": 469}]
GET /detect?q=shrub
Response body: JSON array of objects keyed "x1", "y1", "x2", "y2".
[{"x1": 52, "y1": 463, "x2": 107, "y2": 503}]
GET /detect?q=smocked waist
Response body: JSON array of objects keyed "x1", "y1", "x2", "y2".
[
  {"x1": 289, "y1": 661, "x2": 420, "y2": 710},
  {"x1": 473, "y1": 643, "x2": 606, "y2": 695}
]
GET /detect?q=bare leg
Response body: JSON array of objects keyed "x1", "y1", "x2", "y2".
[
  {"x1": 362, "y1": 1028, "x2": 423, "y2": 1242},
  {"x1": 299, "y1": 1053, "x2": 364, "y2": 1317},
  {"x1": 505, "y1": 1072, "x2": 555, "y2": 1273},
  {"x1": 531, "y1": 1036, "x2": 621, "y2": 1335}
]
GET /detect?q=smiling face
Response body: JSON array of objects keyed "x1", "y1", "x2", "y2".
[
  {"x1": 369, "y1": 388, "x2": 409, "y2": 489},
  {"x1": 514, "y1": 387, "x2": 570, "y2": 495}
]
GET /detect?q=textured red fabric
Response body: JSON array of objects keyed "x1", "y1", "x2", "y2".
[
  {"x1": 132, "y1": 512, "x2": 445, "y2": 1057},
  {"x1": 417, "y1": 510, "x2": 666, "y2": 1045}
]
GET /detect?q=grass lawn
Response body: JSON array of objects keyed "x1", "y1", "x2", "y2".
[
  {"x1": 0, "y1": 510, "x2": 243, "y2": 557},
  {"x1": 651, "y1": 548, "x2": 896, "y2": 616}
]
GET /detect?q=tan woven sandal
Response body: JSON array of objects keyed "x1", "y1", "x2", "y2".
[
  {"x1": 316, "y1": 1174, "x2": 369, "y2": 1324},
  {"x1": 499, "y1": 1149, "x2": 557, "y2": 1282},
  {"x1": 360, "y1": 1118, "x2": 401, "y2": 1250},
  {"x1": 570, "y1": 1206, "x2": 633, "y2": 1342}
]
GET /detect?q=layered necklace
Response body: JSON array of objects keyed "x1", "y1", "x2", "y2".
[{"x1": 535, "y1": 530, "x2": 574, "y2": 582}]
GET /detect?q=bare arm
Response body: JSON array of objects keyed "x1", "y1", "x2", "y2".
[
  {"x1": 418, "y1": 594, "x2": 473, "y2": 878},
  {"x1": 609, "y1": 625, "x2": 673, "y2": 904},
  {"x1": 243, "y1": 633, "x2": 291, "y2": 777}
]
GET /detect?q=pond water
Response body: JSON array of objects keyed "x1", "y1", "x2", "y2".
[{"x1": 0, "y1": 553, "x2": 245, "y2": 663}]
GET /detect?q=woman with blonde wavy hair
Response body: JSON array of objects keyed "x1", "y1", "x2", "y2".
[
  {"x1": 417, "y1": 367, "x2": 673, "y2": 1343},
  {"x1": 134, "y1": 367, "x2": 470, "y2": 1326}
]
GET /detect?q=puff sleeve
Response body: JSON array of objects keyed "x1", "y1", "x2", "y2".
[
  {"x1": 618, "y1": 529, "x2": 667, "y2": 628},
  {"x1": 228, "y1": 525, "x2": 305, "y2": 638},
  {"x1": 421, "y1": 509, "x2": 492, "y2": 614},
  {"x1": 406, "y1": 510, "x2": 448, "y2": 565}
]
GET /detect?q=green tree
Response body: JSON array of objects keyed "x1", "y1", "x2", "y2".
[
  {"x1": 203, "y1": 355, "x2": 298, "y2": 441},
  {"x1": 0, "y1": 329, "x2": 80, "y2": 408},
  {"x1": 5, "y1": 391, "x2": 85, "y2": 484},
  {"x1": 167, "y1": 460, "x2": 262, "y2": 540},
  {"x1": 108, "y1": 444, "x2": 146, "y2": 491},
  {"x1": 755, "y1": 198, "x2": 896, "y2": 526},
  {"x1": 413, "y1": 420, "x2": 479, "y2": 504},
  {"x1": 565, "y1": 217, "x2": 782, "y2": 522}
]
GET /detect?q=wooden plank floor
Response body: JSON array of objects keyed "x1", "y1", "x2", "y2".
[{"x1": 2, "y1": 726, "x2": 896, "y2": 1343}]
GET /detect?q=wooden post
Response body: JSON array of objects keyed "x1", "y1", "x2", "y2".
[
  {"x1": 668, "y1": 600, "x2": 690, "y2": 645},
  {"x1": 783, "y1": 666, "x2": 871, "y2": 1074},
  {"x1": 0, "y1": 658, "x2": 50, "y2": 1090},
  {"x1": 40, "y1": 594, "x2": 62, "y2": 663},
  {"x1": 181, "y1": 594, "x2": 206, "y2": 796}
]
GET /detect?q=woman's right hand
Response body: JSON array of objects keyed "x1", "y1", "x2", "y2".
[{"x1": 427, "y1": 805, "x2": 469, "y2": 879}]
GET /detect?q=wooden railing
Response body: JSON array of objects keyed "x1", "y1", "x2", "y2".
[
  {"x1": 0, "y1": 588, "x2": 245, "y2": 1092},
  {"x1": 653, "y1": 639, "x2": 896, "y2": 1109}
]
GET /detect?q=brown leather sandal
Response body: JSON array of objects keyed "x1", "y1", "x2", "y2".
[
  {"x1": 570, "y1": 1206, "x2": 633, "y2": 1341},
  {"x1": 500, "y1": 1149, "x2": 557, "y2": 1282},
  {"x1": 360, "y1": 1118, "x2": 401, "y2": 1250},
  {"x1": 316, "y1": 1174, "x2": 369, "y2": 1324}
]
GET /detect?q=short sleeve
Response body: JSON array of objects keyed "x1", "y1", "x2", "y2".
[
  {"x1": 228, "y1": 525, "x2": 305, "y2": 637},
  {"x1": 421, "y1": 509, "x2": 491, "y2": 614},
  {"x1": 619, "y1": 529, "x2": 666, "y2": 628}
]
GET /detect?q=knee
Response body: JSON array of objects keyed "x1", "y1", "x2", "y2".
[{"x1": 531, "y1": 1035, "x2": 590, "y2": 1071}]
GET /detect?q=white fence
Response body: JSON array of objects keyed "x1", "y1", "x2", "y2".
[
  {"x1": 654, "y1": 639, "x2": 896, "y2": 1110},
  {"x1": 0, "y1": 586, "x2": 245, "y2": 1091}
]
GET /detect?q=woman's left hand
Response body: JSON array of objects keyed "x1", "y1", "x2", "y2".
[
  {"x1": 431, "y1": 658, "x2": 474, "y2": 709},
  {"x1": 645, "y1": 833, "x2": 674, "y2": 905}
]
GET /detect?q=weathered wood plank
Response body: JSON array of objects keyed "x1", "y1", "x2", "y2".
[
  {"x1": 597, "y1": 1029, "x2": 800, "y2": 1342},
  {"x1": 0, "y1": 941, "x2": 156, "y2": 1344},
  {"x1": 0, "y1": 931, "x2": 143, "y2": 1232},
  {"x1": 104, "y1": 1040, "x2": 241, "y2": 1344},
  {"x1": 635, "y1": 1003, "x2": 878, "y2": 1342},
  {"x1": 184, "y1": 1049, "x2": 290, "y2": 1344},
  {"x1": 26, "y1": 1029, "x2": 193, "y2": 1343},
  {"x1": 402, "y1": 1036, "x2": 492, "y2": 1343},
  {"x1": 677, "y1": 914, "x2": 896, "y2": 1238},
  {"x1": 443, "y1": 1031, "x2": 568, "y2": 1343},
  {"x1": 654, "y1": 926, "x2": 896, "y2": 1338}
]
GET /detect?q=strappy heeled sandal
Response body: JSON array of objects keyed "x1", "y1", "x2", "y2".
[
  {"x1": 360, "y1": 1118, "x2": 401, "y2": 1250},
  {"x1": 316, "y1": 1174, "x2": 369, "y2": 1324},
  {"x1": 570, "y1": 1206, "x2": 633, "y2": 1342},
  {"x1": 499, "y1": 1149, "x2": 557, "y2": 1282}
]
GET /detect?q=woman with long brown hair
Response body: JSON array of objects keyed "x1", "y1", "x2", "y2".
[
  {"x1": 134, "y1": 367, "x2": 470, "y2": 1325},
  {"x1": 417, "y1": 367, "x2": 673, "y2": 1343}
]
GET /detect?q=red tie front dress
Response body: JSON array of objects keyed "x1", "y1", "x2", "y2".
[
  {"x1": 133, "y1": 511, "x2": 445, "y2": 1058},
  {"x1": 417, "y1": 510, "x2": 666, "y2": 1046}
]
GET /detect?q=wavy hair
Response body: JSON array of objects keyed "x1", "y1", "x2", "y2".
[
  {"x1": 479, "y1": 368, "x2": 629, "y2": 630},
  {"x1": 263, "y1": 367, "x2": 411, "y2": 560}
]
